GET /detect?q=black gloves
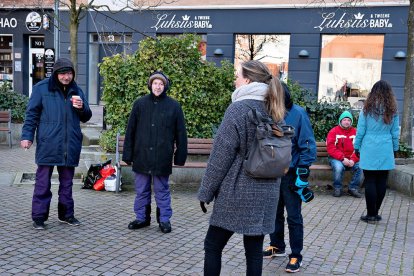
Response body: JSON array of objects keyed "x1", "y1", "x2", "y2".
[{"x1": 200, "y1": 201, "x2": 208, "y2": 213}]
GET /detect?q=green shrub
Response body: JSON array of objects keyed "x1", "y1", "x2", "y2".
[
  {"x1": 287, "y1": 80, "x2": 357, "y2": 141},
  {"x1": 99, "y1": 34, "x2": 234, "y2": 152},
  {"x1": 395, "y1": 143, "x2": 414, "y2": 158},
  {"x1": 0, "y1": 82, "x2": 28, "y2": 123}
]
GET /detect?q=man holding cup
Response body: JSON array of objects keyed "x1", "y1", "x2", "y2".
[{"x1": 21, "y1": 57, "x2": 92, "y2": 230}]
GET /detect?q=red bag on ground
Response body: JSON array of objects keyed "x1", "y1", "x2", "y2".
[
  {"x1": 93, "y1": 178, "x2": 105, "y2": 191},
  {"x1": 93, "y1": 165, "x2": 116, "y2": 191}
]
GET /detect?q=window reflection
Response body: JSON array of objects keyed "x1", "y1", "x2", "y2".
[
  {"x1": 318, "y1": 34, "x2": 384, "y2": 110},
  {"x1": 234, "y1": 34, "x2": 290, "y2": 81}
]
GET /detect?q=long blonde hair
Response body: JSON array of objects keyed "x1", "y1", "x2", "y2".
[{"x1": 240, "y1": 60, "x2": 285, "y2": 122}]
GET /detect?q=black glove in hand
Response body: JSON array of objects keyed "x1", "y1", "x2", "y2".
[
  {"x1": 297, "y1": 166, "x2": 310, "y2": 182},
  {"x1": 200, "y1": 201, "x2": 208, "y2": 213}
]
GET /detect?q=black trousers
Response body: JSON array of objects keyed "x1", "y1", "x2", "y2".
[
  {"x1": 204, "y1": 225, "x2": 264, "y2": 276},
  {"x1": 363, "y1": 170, "x2": 389, "y2": 216}
]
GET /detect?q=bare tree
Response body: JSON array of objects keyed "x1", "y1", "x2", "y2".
[
  {"x1": 235, "y1": 35, "x2": 281, "y2": 61},
  {"x1": 29, "y1": 0, "x2": 176, "y2": 71}
]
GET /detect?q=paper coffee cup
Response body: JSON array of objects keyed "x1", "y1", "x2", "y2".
[{"x1": 72, "y1": 95, "x2": 81, "y2": 107}]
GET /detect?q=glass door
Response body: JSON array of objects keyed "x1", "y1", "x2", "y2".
[{"x1": 29, "y1": 36, "x2": 44, "y2": 96}]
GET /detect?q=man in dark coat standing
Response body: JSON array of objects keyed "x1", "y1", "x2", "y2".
[
  {"x1": 123, "y1": 71, "x2": 187, "y2": 233},
  {"x1": 21, "y1": 57, "x2": 92, "y2": 230}
]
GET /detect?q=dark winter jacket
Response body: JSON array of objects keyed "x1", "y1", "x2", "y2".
[
  {"x1": 21, "y1": 59, "x2": 92, "y2": 167},
  {"x1": 122, "y1": 92, "x2": 187, "y2": 176}
]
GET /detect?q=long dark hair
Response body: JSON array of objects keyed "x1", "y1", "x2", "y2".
[
  {"x1": 240, "y1": 60, "x2": 285, "y2": 122},
  {"x1": 363, "y1": 80, "x2": 397, "y2": 124}
]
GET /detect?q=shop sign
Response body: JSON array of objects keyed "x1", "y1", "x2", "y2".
[
  {"x1": 151, "y1": 14, "x2": 212, "y2": 31},
  {"x1": 26, "y1": 12, "x2": 42, "y2": 32},
  {"x1": 0, "y1": 17, "x2": 17, "y2": 28},
  {"x1": 44, "y1": 48, "x2": 55, "y2": 78},
  {"x1": 314, "y1": 12, "x2": 393, "y2": 31}
]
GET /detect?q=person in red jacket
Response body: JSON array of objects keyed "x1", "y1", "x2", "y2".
[{"x1": 326, "y1": 111, "x2": 362, "y2": 198}]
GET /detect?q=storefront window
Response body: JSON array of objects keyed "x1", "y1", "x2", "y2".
[
  {"x1": 88, "y1": 33, "x2": 133, "y2": 104},
  {"x1": 234, "y1": 34, "x2": 290, "y2": 82},
  {"x1": 318, "y1": 34, "x2": 384, "y2": 109},
  {"x1": 0, "y1": 35, "x2": 13, "y2": 87}
]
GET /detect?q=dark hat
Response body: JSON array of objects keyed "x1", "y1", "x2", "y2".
[
  {"x1": 55, "y1": 67, "x2": 72, "y2": 74},
  {"x1": 53, "y1": 57, "x2": 75, "y2": 76}
]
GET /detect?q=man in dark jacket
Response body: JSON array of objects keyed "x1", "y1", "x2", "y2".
[
  {"x1": 123, "y1": 71, "x2": 187, "y2": 233},
  {"x1": 21, "y1": 57, "x2": 92, "y2": 230},
  {"x1": 263, "y1": 83, "x2": 317, "y2": 273}
]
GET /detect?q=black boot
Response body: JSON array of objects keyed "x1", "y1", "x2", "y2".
[{"x1": 128, "y1": 205, "x2": 151, "y2": 230}]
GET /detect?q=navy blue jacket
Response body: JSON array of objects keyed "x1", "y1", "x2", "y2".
[
  {"x1": 21, "y1": 77, "x2": 92, "y2": 167},
  {"x1": 285, "y1": 104, "x2": 316, "y2": 168}
]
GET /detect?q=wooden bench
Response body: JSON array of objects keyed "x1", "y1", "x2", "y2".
[
  {"x1": 115, "y1": 133, "x2": 213, "y2": 193},
  {"x1": 0, "y1": 109, "x2": 12, "y2": 148},
  {"x1": 310, "y1": 141, "x2": 331, "y2": 170},
  {"x1": 114, "y1": 134, "x2": 331, "y2": 193}
]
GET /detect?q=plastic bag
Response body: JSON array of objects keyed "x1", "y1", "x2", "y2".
[
  {"x1": 82, "y1": 159, "x2": 112, "y2": 189},
  {"x1": 93, "y1": 164, "x2": 116, "y2": 191}
]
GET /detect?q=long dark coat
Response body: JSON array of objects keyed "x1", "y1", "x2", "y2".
[{"x1": 122, "y1": 93, "x2": 187, "y2": 176}]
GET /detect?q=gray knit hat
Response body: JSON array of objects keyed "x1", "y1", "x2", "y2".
[
  {"x1": 148, "y1": 73, "x2": 167, "y2": 86},
  {"x1": 147, "y1": 71, "x2": 170, "y2": 92}
]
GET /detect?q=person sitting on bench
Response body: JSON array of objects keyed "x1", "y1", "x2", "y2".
[{"x1": 326, "y1": 111, "x2": 362, "y2": 198}]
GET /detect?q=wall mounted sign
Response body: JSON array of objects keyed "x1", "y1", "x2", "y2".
[
  {"x1": 44, "y1": 48, "x2": 55, "y2": 78},
  {"x1": 0, "y1": 17, "x2": 17, "y2": 28},
  {"x1": 314, "y1": 12, "x2": 393, "y2": 31},
  {"x1": 26, "y1": 12, "x2": 42, "y2": 32},
  {"x1": 151, "y1": 14, "x2": 212, "y2": 31}
]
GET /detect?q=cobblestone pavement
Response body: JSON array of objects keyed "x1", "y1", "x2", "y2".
[{"x1": 1, "y1": 123, "x2": 414, "y2": 275}]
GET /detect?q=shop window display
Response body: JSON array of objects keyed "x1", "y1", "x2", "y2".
[
  {"x1": 0, "y1": 35, "x2": 13, "y2": 87},
  {"x1": 318, "y1": 34, "x2": 384, "y2": 110},
  {"x1": 234, "y1": 34, "x2": 290, "y2": 82}
]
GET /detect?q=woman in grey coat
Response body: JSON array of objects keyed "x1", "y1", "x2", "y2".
[{"x1": 198, "y1": 60, "x2": 286, "y2": 276}]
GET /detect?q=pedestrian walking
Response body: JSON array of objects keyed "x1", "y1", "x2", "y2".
[
  {"x1": 21, "y1": 57, "x2": 92, "y2": 230},
  {"x1": 354, "y1": 80, "x2": 400, "y2": 223},
  {"x1": 123, "y1": 71, "x2": 187, "y2": 233},
  {"x1": 198, "y1": 60, "x2": 286, "y2": 276}
]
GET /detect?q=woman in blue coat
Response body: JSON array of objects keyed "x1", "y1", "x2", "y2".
[{"x1": 354, "y1": 80, "x2": 399, "y2": 223}]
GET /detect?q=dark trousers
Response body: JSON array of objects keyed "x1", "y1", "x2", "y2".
[
  {"x1": 363, "y1": 170, "x2": 389, "y2": 216},
  {"x1": 204, "y1": 225, "x2": 264, "y2": 276},
  {"x1": 32, "y1": 165, "x2": 75, "y2": 222},
  {"x1": 134, "y1": 173, "x2": 172, "y2": 223},
  {"x1": 269, "y1": 170, "x2": 303, "y2": 261}
]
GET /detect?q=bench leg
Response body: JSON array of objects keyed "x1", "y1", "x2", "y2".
[
  {"x1": 8, "y1": 131, "x2": 12, "y2": 148},
  {"x1": 115, "y1": 166, "x2": 121, "y2": 193}
]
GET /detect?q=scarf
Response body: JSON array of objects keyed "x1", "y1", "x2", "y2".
[{"x1": 231, "y1": 82, "x2": 268, "y2": 103}]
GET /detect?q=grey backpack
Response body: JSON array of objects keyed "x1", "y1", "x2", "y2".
[{"x1": 244, "y1": 105, "x2": 294, "y2": 179}]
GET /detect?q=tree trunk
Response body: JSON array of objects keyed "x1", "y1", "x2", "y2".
[
  {"x1": 401, "y1": 0, "x2": 414, "y2": 148},
  {"x1": 70, "y1": 15, "x2": 79, "y2": 73}
]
